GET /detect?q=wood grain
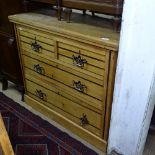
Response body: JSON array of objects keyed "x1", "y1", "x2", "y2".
[{"x1": 0, "y1": 114, "x2": 14, "y2": 155}]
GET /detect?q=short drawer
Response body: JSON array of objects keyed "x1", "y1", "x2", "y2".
[
  {"x1": 18, "y1": 26, "x2": 55, "y2": 59},
  {"x1": 26, "y1": 79, "x2": 102, "y2": 136},
  {"x1": 23, "y1": 55, "x2": 105, "y2": 101},
  {"x1": 58, "y1": 42, "x2": 109, "y2": 76}
]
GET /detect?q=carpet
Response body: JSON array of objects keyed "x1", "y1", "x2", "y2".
[{"x1": 0, "y1": 92, "x2": 98, "y2": 155}]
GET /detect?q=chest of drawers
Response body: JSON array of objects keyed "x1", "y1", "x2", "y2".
[{"x1": 9, "y1": 12, "x2": 119, "y2": 152}]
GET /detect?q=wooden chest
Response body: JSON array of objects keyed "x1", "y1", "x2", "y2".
[{"x1": 9, "y1": 12, "x2": 119, "y2": 152}]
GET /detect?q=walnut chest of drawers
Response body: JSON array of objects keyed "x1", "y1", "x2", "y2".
[{"x1": 9, "y1": 13, "x2": 119, "y2": 152}]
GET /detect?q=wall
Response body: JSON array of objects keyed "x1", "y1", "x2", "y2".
[{"x1": 107, "y1": 0, "x2": 155, "y2": 154}]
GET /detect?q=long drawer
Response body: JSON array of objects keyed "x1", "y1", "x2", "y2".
[
  {"x1": 25, "y1": 79, "x2": 102, "y2": 136},
  {"x1": 23, "y1": 55, "x2": 105, "y2": 101},
  {"x1": 25, "y1": 68, "x2": 103, "y2": 112},
  {"x1": 22, "y1": 50, "x2": 104, "y2": 85}
]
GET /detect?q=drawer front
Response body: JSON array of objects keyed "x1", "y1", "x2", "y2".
[
  {"x1": 23, "y1": 55, "x2": 105, "y2": 101},
  {"x1": 58, "y1": 42, "x2": 108, "y2": 76},
  {"x1": 25, "y1": 68, "x2": 103, "y2": 112},
  {"x1": 26, "y1": 79, "x2": 102, "y2": 136},
  {"x1": 22, "y1": 51, "x2": 104, "y2": 86},
  {"x1": 18, "y1": 26, "x2": 55, "y2": 59}
]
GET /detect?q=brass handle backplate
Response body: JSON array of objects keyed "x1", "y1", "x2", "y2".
[
  {"x1": 31, "y1": 37, "x2": 42, "y2": 52},
  {"x1": 73, "y1": 80, "x2": 86, "y2": 93},
  {"x1": 34, "y1": 64, "x2": 45, "y2": 75},
  {"x1": 35, "y1": 89, "x2": 46, "y2": 101},
  {"x1": 80, "y1": 114, "x2": 89, "y2": 126},
  {"x1": 8, "y1": 36, "x2": 15, "y2": 45},
  {"x1": 72, "y1": 55, "x2": 87, "y2": 68}
]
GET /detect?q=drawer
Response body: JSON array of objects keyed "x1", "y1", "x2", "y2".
[
  {"x1": 18, "y1": 26, "x2": 55, "y2": 59},
  {"x1": 23, "y1": 55, "x2": 105, "y2": 101},
  {"x1": 58, "y1": 42, "x2": 109, "y2": 76},
  {"x1": 22, "y1": 51, "x2": 104, "y2": 85},
  {"x1": 25, "y1": 68, "x2": 104, "y2": 112},
  {"x1": 26, "y1": 79, "x2": 102, "y2": 136}
]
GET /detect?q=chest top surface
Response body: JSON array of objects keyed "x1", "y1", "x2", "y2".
[{"x1": 9, "y1": 12, "x2": 120, "y2": 50}]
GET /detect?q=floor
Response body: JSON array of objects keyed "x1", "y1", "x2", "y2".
[
  {"x1": 0, "y1": 82, "x2": 104, "y2": 155},
  {"x1": 0, "y1": 81, "x2": 154, "y2": 155}
]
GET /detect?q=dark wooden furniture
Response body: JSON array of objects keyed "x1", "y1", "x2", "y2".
[
  {"x1": 149, "y1": 109, "x2": 155, "y2": 133},
  {"x1": 29, "y1": 0, "x2": 56, "y2": 4},
  {"x1": 22, "y1": 0, "x2": 124, "y2": 31},
  {"x1": 25, "y1": 0, "x2": 61, "y2": 18},
  {"x1": 58, "y1": 0, "x2": 124, "y2": 31},
  {"x1": 0, "y1": 0, "x2": 47, "y2": 92},
  {"x1": 0, "y1": 32, "x2": 22, "y2": 90},
  {"x1": 0, "y1": 0, "x2": 26, "y2": 90}
]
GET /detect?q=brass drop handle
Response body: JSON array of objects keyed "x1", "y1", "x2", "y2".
[
  {"x1": 72, "y1": 55, "x2": 87, "y2": 68},
  {"x1": 34, "y1": 64, "x2": 45, "y2": 75},
  {"x1": 80, "y1": 114, "x2": 89, "y2": 126},
  {"x1": 31, "y1": 37, "x2": 42, "y2": 52},
  {"x1": 35, "y1": 89, "x2": 46, "y2": 101},
  {"x1": 73, "y1": 81, "x2": 87, "y2": 93}
]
